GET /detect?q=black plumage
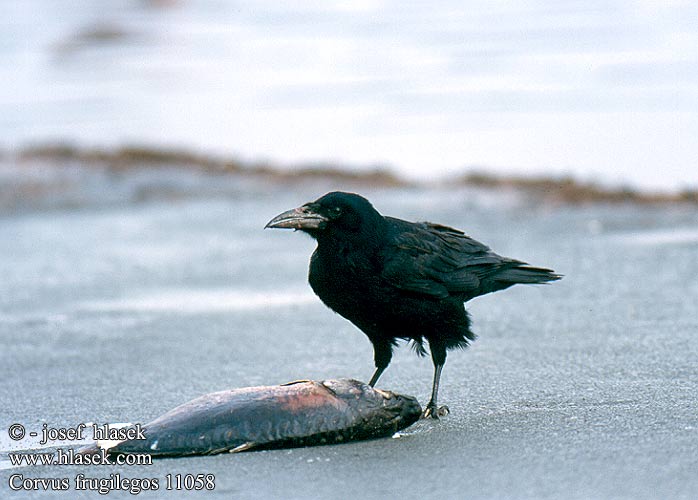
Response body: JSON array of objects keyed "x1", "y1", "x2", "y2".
[{"x1": 266, "y1": 191, "x2": 561, "y2": 417}]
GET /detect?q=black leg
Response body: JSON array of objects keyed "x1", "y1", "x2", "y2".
[
  {"x1": 368, "y1": 341, "x2": 393, "y2": 387},
  {"x1": 368, "y1": 366, "x2": 384, "y2": 387},
  {"x1": 423, "y1": 342, "x2": 449, "y2": 419}
]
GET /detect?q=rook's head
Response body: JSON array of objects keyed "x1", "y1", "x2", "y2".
[{"x1": 265, "y1": 192, "x2": 382, "y2": 238}]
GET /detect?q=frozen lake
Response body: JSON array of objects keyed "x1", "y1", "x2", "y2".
[{"x1": 1, "y1": 167, "x2": 697, "y2": 499}]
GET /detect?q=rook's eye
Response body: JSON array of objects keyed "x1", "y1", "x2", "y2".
[{"x1": 332, "y1": 206, "x2": 342, "y2": 215}]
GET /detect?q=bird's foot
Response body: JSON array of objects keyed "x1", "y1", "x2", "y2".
[{"x1": 421, "y1": 404, "x2": 449, "y2": 419}]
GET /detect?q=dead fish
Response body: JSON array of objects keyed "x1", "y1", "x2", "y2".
[{"x1": 80, "y1": 379, "x2": 421, "y2": 457}]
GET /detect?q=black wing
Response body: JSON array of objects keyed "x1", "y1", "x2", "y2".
[{"x1": 381, "y1": 219, "x2": 559, "y2": 300}]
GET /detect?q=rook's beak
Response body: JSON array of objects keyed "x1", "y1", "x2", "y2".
[{"x1": 265, "y1": 204, "x2": 328, "y2": 230}]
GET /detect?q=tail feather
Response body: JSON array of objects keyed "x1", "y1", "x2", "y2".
[{"x1": 497, "y1": 264, "x2": 562, "y2": 285}]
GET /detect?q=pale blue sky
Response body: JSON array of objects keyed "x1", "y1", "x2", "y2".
[{"x1": 2, "y1": 0, "x2": 697, "y2": 189}]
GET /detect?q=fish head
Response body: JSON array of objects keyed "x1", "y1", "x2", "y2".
[
  {"x1": 320, "y1": 379, "x2": 422, "y2": 430},
  {"x1": 371, "y1": 388, "x2": 422, "y2": 429}
]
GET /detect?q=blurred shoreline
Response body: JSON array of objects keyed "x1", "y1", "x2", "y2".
[{"x1": 2, "y1": 142, "x2": 697, "y2": 214}]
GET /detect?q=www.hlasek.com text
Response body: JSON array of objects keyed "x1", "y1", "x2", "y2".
[{"x1": 8, "y1": 447, "x2": 152, "y2": 466}]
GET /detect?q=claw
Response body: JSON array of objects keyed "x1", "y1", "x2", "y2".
[
  {"x1": 421, "y1": 407, "x2": 436, "y2": 419},
  {"x1": 421, "y1": 404, "x2": 449, "y2": 419}
]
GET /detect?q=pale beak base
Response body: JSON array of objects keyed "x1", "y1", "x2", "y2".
[{"x1": 265, "y1": 206, "x2": 328, "y2": 230}]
